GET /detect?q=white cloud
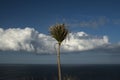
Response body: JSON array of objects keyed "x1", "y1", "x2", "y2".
[
  {"x1": 61, "y1": 32, "x2": 109, "y2": 52},
  {"x1": 0, "y1": 28, "x2": 37, "y2": 51},
  {"x1": 0, "y1": 27, "x2": 110, "y2": 54},
  {"x1": 0, "y1": 27, "x2": 55, "y2": 53}
]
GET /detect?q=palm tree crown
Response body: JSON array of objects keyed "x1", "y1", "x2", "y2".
[{"x1": 49, "y1": 24, "x2": 69, "y2": 45}]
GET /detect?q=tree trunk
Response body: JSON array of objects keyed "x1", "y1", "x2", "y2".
[{"x1": 57, "y1": 43, "x2": 62, "y2": 80}]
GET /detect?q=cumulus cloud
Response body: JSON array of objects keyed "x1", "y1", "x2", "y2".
[
  {"x1": 0, "y1": 28, "x2": 38, "y2": 52},
  {"x1": 0, "y1": 27, "x2": 110, "y2": 54},
  {"x1": 0, "y1": 27, "x2": 55, "y2": 53},
  {"x1": 61, "y1": 32, "x2": 109, "y2": 52}
]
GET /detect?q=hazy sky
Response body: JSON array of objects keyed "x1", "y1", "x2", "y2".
[{"x1": 0, "y1": 0, "x2": 120, "y2": 64}]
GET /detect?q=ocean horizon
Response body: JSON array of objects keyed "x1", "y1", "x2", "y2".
[{"x1": 0, "y1": 64, "x2": 120, "y2": 80}]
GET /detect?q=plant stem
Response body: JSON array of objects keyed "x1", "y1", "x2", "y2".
[{"x1": 57, "y1": 43, "x2": 61, "y2": 80}]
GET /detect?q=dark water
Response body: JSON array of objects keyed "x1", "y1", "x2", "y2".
[{"x1": 0, "y1": 64, "x2": 120, "y2": 80}]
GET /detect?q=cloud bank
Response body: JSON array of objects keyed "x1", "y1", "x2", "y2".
[{"x1": 0, "y1": 27, "x2": 112, "y2": 54}]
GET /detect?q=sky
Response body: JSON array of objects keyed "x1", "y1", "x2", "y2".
[{"x1": 0, "y1": 0, "x2": 120, "y2": 64}]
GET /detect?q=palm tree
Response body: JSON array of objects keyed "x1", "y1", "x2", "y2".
[{"x1": 49, "y1": 23, "x2": 69, "y2": 80}]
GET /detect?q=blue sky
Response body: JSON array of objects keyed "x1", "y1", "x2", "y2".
[
  {"x1": 0, "y1": 0, "x2": 120, "y2": 42},
  {"x1": 0, "y1": 0, "x2": 120, "y2": 64}
]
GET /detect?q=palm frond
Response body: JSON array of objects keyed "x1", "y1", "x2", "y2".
[{"x1": 49, "y1": 24, "x2": 69, "y2": 44}]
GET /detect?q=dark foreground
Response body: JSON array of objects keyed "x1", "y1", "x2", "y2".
[{"x1": 0, "y1": 64, "x2": 120, "y2": 80}]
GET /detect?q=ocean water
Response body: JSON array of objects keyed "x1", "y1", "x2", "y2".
[{"x1": 0, "y1": 64, "x2": 120, "y2": 80}]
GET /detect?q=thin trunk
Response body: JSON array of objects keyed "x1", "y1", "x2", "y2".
[{"x1": 57, "y1": 43, "x2": 62, "y2": 80}]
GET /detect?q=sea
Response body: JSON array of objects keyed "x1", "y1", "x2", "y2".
[{"x1": 0, "y1": 64, "x2": 120, "y2": 80}]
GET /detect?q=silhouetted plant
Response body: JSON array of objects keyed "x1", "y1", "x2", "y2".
[{"x1": 49, "y1": 24, "x2": 69, "y2": 80}]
